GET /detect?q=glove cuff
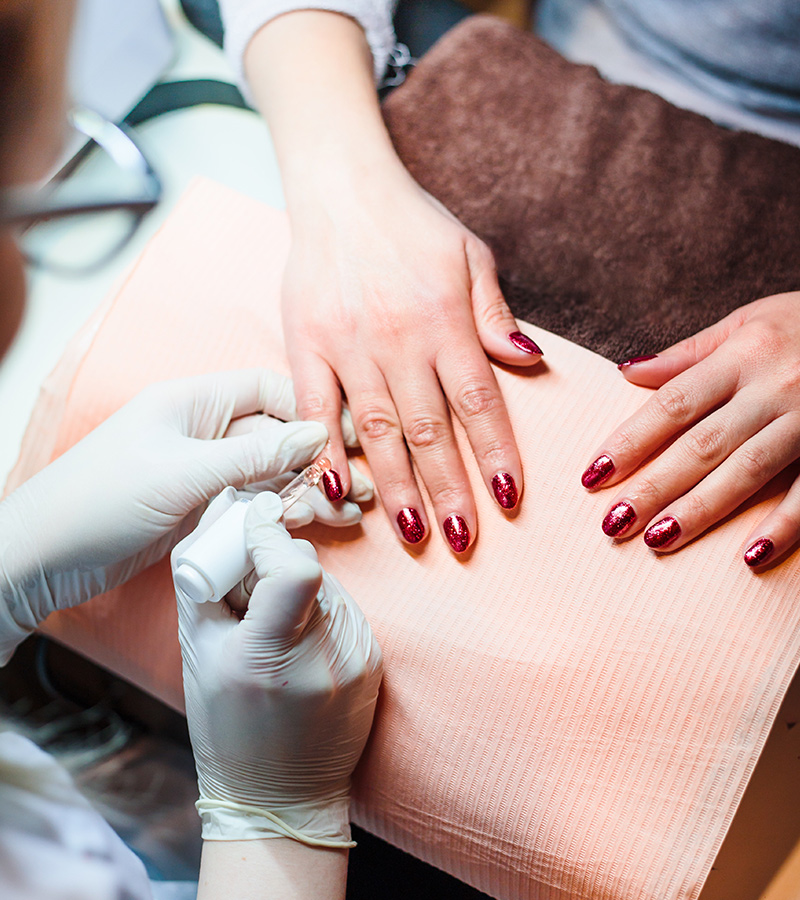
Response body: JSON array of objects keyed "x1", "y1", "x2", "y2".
[
  {"x1": 196, "y1": 796, "x2": 355, "y2": 848},
  {"x1": 0, "y1": 575, "x2": 38, "y2": 666}
]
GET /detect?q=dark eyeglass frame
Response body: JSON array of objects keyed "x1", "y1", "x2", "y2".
[{"x1": 0, "y1": 107, "x2": 162, "y2": 274}]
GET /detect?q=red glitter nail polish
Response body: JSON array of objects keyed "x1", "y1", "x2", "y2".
[
  {"x1": 644, "y1": 516, "x2": 681, "y2": 549},
  {"x1": 744, "y1": 537, "x2": 773, "y2": 567},
  {"x1": 618, "y1": 354, "x2": 658, "y2": 370},
  {"x1": 581, "y1": 455, "x2": 615, "y2": 489},
  {"x1": 322, "y1": 469, "x2": 343, "y2": 502},
  {"x1": 492, "y1": 473, "x2": 518, "y2": 509},
  {"x1": 443, "y1": 514, "x2": 470, "y2": 553},
  {"x1": 602, "y1": 501, "x2": 636, "y2": 537},
  {"x1": 397, "y1": 508, "x2": 425, "y2": 544},
  {"x1": 509, "y1": 332, "x2": 542, "y2": 356}
]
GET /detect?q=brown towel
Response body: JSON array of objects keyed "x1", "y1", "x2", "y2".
[{"x1": 382, "y1": 16, "x2": 800, "y2": 363}]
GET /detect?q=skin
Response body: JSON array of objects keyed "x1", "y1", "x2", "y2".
[
  {"x1": 586, "y1": 292, "x2": 800, "y2": 568},
  {"x1": 198, "y1": 840, "x2": 347, "y2": 900},
  {"x1": 0, "y1": 5, "x2": 351, "y2": 894},
  {"x1": 243, "y1": 10, "x2": 542, "y2": 553}
]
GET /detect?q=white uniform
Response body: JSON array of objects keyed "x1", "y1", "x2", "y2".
[{"x1": 0, "y1": 731, "x2": 152, "y2": 900}]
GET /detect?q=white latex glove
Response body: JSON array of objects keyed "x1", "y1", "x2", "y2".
[
  {"x1": 174, "y1": 491, "x2": 383, "y2": 847},
  {"x1": 0, "y1": 369, "x2": 345, "y2": 664}
]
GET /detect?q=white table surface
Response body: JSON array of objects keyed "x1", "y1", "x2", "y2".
[{"x1": 0, "y1": 0, "x2": 284, "y2": 487}]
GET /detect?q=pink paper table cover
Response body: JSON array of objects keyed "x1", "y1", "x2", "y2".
[{"x1": 8, "y1": 179, "x2": 800, "y2": 900}]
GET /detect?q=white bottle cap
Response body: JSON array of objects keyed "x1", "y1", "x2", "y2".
[{"x1": 174, "y1": 498, "x2": 253, "y2": 603}]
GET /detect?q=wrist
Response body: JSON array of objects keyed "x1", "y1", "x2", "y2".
[{"x1": 198, "y1": 837, "x2": 348, "y2": 900}]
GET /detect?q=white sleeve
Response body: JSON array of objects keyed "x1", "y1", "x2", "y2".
[
  {"x1": 0, "y1": 731, "x2": 153, "y2": 900},
  {"x1": 218, "y1": 0, "x2": 398, "y2": 88}
]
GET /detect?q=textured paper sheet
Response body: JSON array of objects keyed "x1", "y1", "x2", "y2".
[{"x1": 8, "y1": 179, "x2": 800, "y2": 900}]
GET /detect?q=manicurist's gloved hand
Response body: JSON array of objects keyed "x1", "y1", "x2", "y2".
[
  {"x1": 0, "y1": 369, "x2": 369, "y2": 664},
  {"x1": 174, "y1": 491, "x2": 383, "y2": 847}
]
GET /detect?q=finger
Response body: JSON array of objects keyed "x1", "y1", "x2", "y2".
[
  {"x1": 581, "y1": 354, "x2": 739, "y2": 490},
  {"x1": 170, "y1": 487, "x2": 238, "y2": 564},
  {"x1": 465, "y1": 238, "x2": 544, "y2": 365},
  {"x1": 600, "y1": 393, "x2": 771, "y2": 538},
  {"x1": 291, "y1": 351, "x2": 351, "y2": 501},
  {"x1": 346, "y1": 460, "x2": 373, "y2": 504},
  {"x1": 340, "y1": 405, "x2": 359, "y2": 448},
  {"x1": 742, "y1": 462, "x2": 800, "y2": 568},
  {"x1": 390, "y1": 364, "x2": 476, "y2": 553},
  {"x1": 172, "y1": 369, "x2": 299, "y2": 433},
  {"x1": 437, "y1": 345, "x2": 523, "y2": 513},
  {"x1": 639, "y1": 415, "x2": 800, "y2": 552},
  {"x1": 297, "y1": 488, "x2": 363, "y2": 527},
  {"x1": 242, "y1": 492, "x2": 323, "y2": 641},
  {"x1": 618, "y1": 306, "x2": 748, "y2": 388},
  {"x1": 344, "y1": 362, "x2": 429, "y2": 546},
  {"x1": 193, "y1": 419, "x2": 328, "y2": 495}
]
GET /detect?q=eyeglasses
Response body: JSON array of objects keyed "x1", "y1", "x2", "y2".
[{"x1": 0, "y1": 107, "x2": 162, "y2": 275}]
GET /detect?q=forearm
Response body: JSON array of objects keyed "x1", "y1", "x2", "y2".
[
  {"x1": 198, "y1": 839, "x2": 348, "y2": 900},
  {"x1": 243, "y1": 11, "x2": 411, "y2": 215}
]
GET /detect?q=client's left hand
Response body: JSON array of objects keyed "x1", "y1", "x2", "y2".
[
  {"x1": 582, "y1": 292, "x2": 800, "y2": 567},
  {"x1": 0, "y1": 369, "x2": 369, "y2": 659}
]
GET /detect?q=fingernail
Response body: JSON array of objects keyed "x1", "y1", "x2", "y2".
[
  {"x1": 322, "y1": 469, "x2": 343, "y2": 501},
  {"x1": 602, "y1": 501, "x2": 636, "y2": 537},
  {"x1": 644, "y1": 516, "x2": 681, "y2": 549},
  {"x1": 397, "y1": 507, "x2": 425, "y2": 544},
  {"x1": 618, "y1": 354, "x2": 658, "y2": 370},
  {"x1": 581, "y1": 455, "x2": 615, "y2": 489},
  {"x1": 509, "y1": 331, "x2": 542, "y2": 355},
  {"x1": 443, "y1": 514, "x2": 470, "y2": 553},
  {"x1": 744, "y1": 537, "x2": 774, "y2": 567},
  {"x1": 492, "y1": 472, "x2": 518, "y2": 509}
]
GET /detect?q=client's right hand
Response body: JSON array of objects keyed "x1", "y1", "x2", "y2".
[{"x1": 174, "y1": 491, "x2": 383, "y2": 848}]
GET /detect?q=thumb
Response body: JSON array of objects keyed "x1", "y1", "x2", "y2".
[
  {"x1": 240, "y1": 492, "x2": 323, "y2": 644},
  {"x1": 191, "y1": 420, "x2": 328, "y2": 496},
  {"x1": 466, "y1": 239, "x2": 543, "y2": 366},
  {"x1": 618, "y1": 308, "x2": 746, "y2": 387}
]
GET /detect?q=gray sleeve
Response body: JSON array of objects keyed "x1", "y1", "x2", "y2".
[{"x1": 218, "y1": 0, "x2": 398, "y2": 89}]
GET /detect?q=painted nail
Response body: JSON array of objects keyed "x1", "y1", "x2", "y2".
[
  {"x1": 581, "y1": 455, "x2": 615, "y2": 489},
  {"x1": 644, "y1": 516, "x2": 681, "y2": 549},
  {"x1": 509, "y1": 331, "x2": 542, "y2": 356},
  {"x1": 602, "y1": 501, "x2": 636, "y2": 537},
  {"x1": 443, "y1": 514, "x2": 470, "y2": 553},
  {"x1": 322, "y1": 469, "x2": 343, "y2": 501},
  {"x1": 397, "y1": 507, "x2": 425, "y2": 544},
  {"x1": 492, "y1": 472, "x2": 518, "y2": 509},
  {"x1": 744, "y1": 537, "x2": 774, "y2": 567},
  {"x1": 618, "y1": 354, "x2": 658, "y2": 370}
]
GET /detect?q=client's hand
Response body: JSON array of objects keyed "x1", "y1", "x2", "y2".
[
  {"x1": 174, "y1": 491, "x2": 383, "y2": 847},
  {"x1": 282, "y1": 175, "x2": 541, "y2": 554},
  {"x1": 0, "y1": 369, "x2": 365, "y2": 660},
  {"x1": 582, "y1": 292, "x2": 800, "y2": 567}
]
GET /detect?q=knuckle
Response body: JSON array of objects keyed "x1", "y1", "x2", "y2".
[
  {"x1": 653, "y1": 385, "x2": 693, "y2": 423},
  {"x1": 427, "y1": 482, "x2": 466, "y2": 509},
  {"x1": 455, "y1": 383, "x2": 499, "y2": 420},
  {"x1": 634, "y1": 478, "x2": 667, "y2": 509},
  {"x1": 299, "y1": 391, "x2": 337, "y2": 422},
  {"x1": 478, "y1": 438, "x2": 512, "y2": 471},
  {"x1": 682, "y1": 492, "x2": 712, "y2": 521},
  {"x1": 612, "y1": 428, "x2": 642, "y2": 460},
  {"x1": 356, "y1": 406, "x2": 400, "y2": 442},
  {"x1": 738, "y1": 443, "x2": 773, "y2": 482},
  {"x1": 404, "y1": 415, "x2": 450, "y2": 452},
  {"x1": 683, "y1": 425, "x2": 728, "y2": 466}
]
